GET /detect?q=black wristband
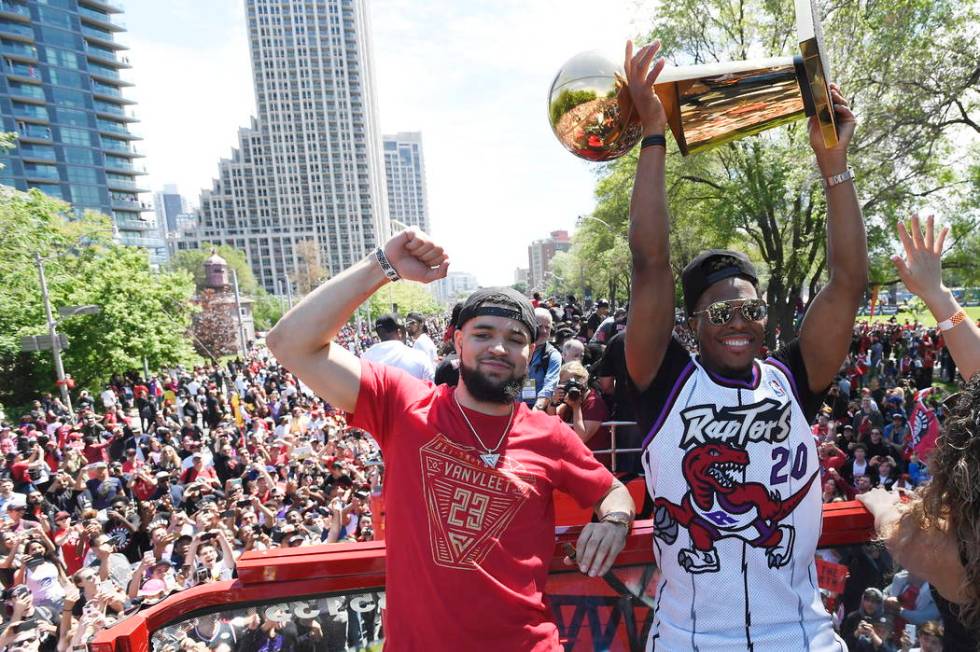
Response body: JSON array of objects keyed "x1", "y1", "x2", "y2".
[{"x1": 641, "y1": 134, "x2": 667, "y2": 149}]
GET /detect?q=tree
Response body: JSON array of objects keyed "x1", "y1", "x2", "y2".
[
  {"x1": 167, "y1": 244, "x2": 260, "y2": 295},
  {"x1": 252, "y1": 292, "x2": 284, "y2": 333},
  {"x1": 364, "y1": 281, "x2": 442, "y2": 319},
  {"x1": 590, "y1": 0, "x2": 980, "y2": 346},
  {"x1": 289, "y1": 240, "x2": 330, "y2": 296},
  {"x1": 0, "y1": 188, "x2": 197, "y2": 407},
  {"x1": 168, "y1": 242, "x2": 287, "y2": 332},
  {"x1": 190, "y1": 289, "x2": 239, "y2": 361}
]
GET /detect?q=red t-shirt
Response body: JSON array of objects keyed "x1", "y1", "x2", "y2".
[
  {"x1": 56, "y1": 527, "x2": 87, "y2": 575},
  {"x1": 132, "y1": 476, "x2": 156, "y2": 502},
  {"x1": 351, "y1": 360, "x2": 613, "y2": 651}
]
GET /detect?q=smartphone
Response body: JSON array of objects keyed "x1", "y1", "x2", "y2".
[{"x1": 905, "y1": 623, "x2": 916, "y2": 641}]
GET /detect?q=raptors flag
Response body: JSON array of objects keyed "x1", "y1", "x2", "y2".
[{"x1": 909, "y1": 387, "x2": 940, "y2": 459}]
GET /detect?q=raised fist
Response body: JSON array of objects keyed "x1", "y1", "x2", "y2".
[{"x1": 381, "y1": 228, "x2": 449, "y2": 285}]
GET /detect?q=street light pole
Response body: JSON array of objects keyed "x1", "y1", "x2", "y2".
[
  {"x1": 34, "y1": 253, "x2": 72, "y2": 413},
  {"x1": 231, "y1": 269, "x2": 248, "y2": 358}
]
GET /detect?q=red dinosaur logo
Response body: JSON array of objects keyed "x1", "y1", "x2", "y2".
[{"x1": 653, "y1": 442, "x2": 817, "y2": 574}]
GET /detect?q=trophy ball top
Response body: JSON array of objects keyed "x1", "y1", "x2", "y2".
[{"x1": 547, "y1": 50, "x2": 642, "y2": 162}]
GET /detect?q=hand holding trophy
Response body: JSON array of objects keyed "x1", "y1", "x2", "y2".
[
  {"x1": 623, "y1": 40, "x2": 667, "y2": 136},
  {"x1": 548, "y1": 0, "x2": 838, "y2": 161}
]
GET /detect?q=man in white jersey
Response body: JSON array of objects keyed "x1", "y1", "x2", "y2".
[{"x1": 622, "y1": 40, "x2": 867, "y2": 650}]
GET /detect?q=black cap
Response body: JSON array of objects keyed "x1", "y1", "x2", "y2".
[
  {"x1": 374, "y1": 314, "x2": 403, "y2": 334},
  {"x1": 457, "y1": 287, "x2": 537, "y2": 340},
  {"x1": 596, "y1": 299, "x2": 609, "y2": 308},
  {"x1": 681, "y1": 250, "x2": 759, "y2": 316},
  {"x1": 405, "y1": 311, "x2": 424, "y2": 323}
]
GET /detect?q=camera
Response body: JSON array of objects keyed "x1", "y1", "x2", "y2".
[{"x1": 562, "y1": 379, "x2": 584, "y2": 401}]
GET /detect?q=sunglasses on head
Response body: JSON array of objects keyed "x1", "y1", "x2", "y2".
[{"x1": 693, "y1": 299, "x2": 768, "y2": 326}]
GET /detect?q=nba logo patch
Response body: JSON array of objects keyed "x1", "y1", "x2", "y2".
[{"x1": 769, "y1": 379, "x2": 785, "y2": 396}]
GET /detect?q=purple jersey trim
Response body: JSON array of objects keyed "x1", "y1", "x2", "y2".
[
  {"x1": 700, "y1": 359, "x2": 762, "y2": 389},
  {"x1": 717, "y1": 491, "x2": 754, "y2": 515},
  {"x1": 764, "y1": 356, "x2": 802, "y2": 404},
  {"x1": 642, "y1": 361, "x2": 696, "y2": 449}
]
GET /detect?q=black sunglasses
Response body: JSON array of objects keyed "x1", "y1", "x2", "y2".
[{"x1": 693, "y1": 299, "x2": 768, "y2": 326}]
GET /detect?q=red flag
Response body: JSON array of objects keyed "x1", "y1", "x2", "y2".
[{"x1": 909, "y1": 387, "x2": 940, "y2": 459}]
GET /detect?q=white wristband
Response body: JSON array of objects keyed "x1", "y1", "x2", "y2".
[{"x1": 373, "y1": 248, "x2": 400, "y2": 282}]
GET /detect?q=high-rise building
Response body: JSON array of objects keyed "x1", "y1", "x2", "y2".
[
  {"x1": 432, "y1": 270, "x2": 479, "y2": 305},
  {"x1": 153, "y1": 183, "x2": 186, "y2": 263},
  {"x1": 180, "y1": 0, "x2": 390, "y2": 294},
  {"x1": 514, "y1": 267, "x2": 529, "y2": 287},
  {"x1": 527, "y1": 230, "x2": 571, "y2": 291},
  {"x1": 383, "y1": 131, "x2": 428, "y2": 233},
  {"x1": 154, "y1": 183, "x2": 184, "y2": 233},
  {"x1": 0, "y1": 0, "x2": 164, "y2": 263}
]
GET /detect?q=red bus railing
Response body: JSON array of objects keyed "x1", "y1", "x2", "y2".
[{"x1": 90, "y1": 501, "x2": 874, "y2": 652}]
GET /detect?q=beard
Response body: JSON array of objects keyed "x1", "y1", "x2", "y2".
[{"x1": 459, "y1": 360, "x2": 526, "y2": 404}]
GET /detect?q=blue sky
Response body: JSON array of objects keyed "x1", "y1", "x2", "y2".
[{"x1": 121, "y1": 0, "x2": 653, "y2": 286}]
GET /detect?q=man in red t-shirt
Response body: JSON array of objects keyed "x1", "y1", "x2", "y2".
[{"x1": 268, "y1": 229, "x2": 634, "y2": 651}]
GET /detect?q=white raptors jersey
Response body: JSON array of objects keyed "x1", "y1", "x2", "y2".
[{"x1": 638, "y1": 342, "x2": 845, "y2": 651}]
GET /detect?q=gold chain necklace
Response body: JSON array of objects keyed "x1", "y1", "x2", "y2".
[{"x1": 453, "y1": 390, "x2": 514, "y2": 468}]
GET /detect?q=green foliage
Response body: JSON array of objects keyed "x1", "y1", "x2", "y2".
[
  {"x1": 364, "y1": 281, "x2": 442, "y2": 319},
  {"x1": 167, "y1": 244, "x2": 260, "y2": 295},
  {"x1": 252, "y1": 291, "x2": 284, "y2": 332},
  {"x1": 0, "y1": 188, "x2": 196, "y2": 406},
  {"x1": 583, "y1": 0, "x2": 979, "y2": 344},
  {"x1": 549, "y1": 89, "x2": 597, "y2": 126},
  {"x1": 511, "y1": 281, "x2": 528, "y2": 295}
]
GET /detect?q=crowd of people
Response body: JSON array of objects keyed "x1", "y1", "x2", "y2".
[
  {"x1": 0, "y1": 286, "x2": 971, "y2": 652},
  {"x1": 0, "y1": 353, "x2": 384, "y2": 651},
  {"x1": 4, "y1": 231, "x2": 980, "y2": 652}
]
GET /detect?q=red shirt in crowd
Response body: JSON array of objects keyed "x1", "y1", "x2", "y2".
[
  {"x1": 82, "y1": 441, "x2": 110, "y2": 464},
  {"x1": 180, "y1": 465, "x2": 217, "y2": 485},
  {"x1": 351, "y1": 360, "x2": 613, "y2": 651},
  {"x1": 55, "y1": 526, "x2": 86, "y2": 575}
]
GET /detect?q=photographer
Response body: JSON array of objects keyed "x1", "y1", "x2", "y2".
[
  {"x1": 546, "y1": 362, "x2": 610, "y2": 466},
  {"x1": 182, "y1": 529, "x2": 235, "y2": 587},
  {"x1": 843, "y1": 588, "x2": 886, "y2": 649}
]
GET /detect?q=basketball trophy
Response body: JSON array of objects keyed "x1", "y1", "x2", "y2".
[{"x1": 548, "y1": 0, "x2": 837, "y2": 160}]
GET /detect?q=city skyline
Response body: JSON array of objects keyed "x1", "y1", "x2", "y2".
[
  {"x1": 122, "y1": 0, "x2": 647, "y2": 286},
  {"x1": 179, "y1": 0, "x2": 391, "y2": 295}
]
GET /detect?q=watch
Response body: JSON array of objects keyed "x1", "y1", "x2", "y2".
[
  {"x1": 600, "y1": 511, "x2": 633, "y2": 531},
  {"x1": 823, "y1": 168, "x2": 855, "y2": 189}
]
